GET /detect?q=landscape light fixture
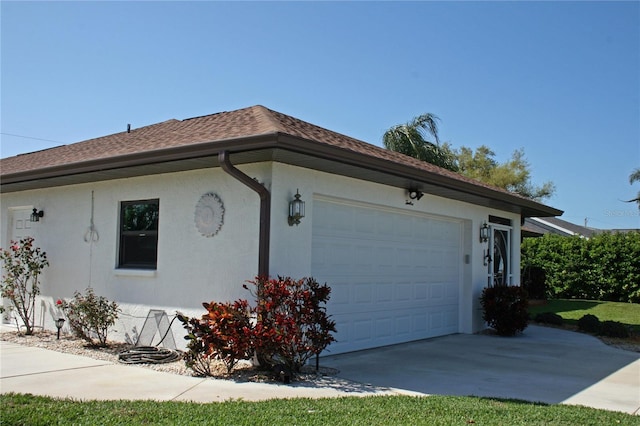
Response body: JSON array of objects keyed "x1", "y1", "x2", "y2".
[
  {"x1": 31, "y1": 208, "x2": 44, "y2": 222},
  {"x1": 55, "y1": 318, "x2": 65, "y2": 340},
  {"x1": 288, "y1": 189, "x2": 305, "y2": 226}
]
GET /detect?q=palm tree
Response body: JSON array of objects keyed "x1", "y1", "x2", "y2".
[
  {"x1": 628, "y1": 168, "x2": 640, "y2": 208},
  {"x1": 382, "y1": 113, "x2": 458, "y2": 171}
]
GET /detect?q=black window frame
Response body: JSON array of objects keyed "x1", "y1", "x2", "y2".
[{"x1": 118, "y1": 199, "x2": 159, "y2": 270}]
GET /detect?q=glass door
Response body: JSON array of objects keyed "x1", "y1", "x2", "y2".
[{"x1": 488, "y1": 226, "x2": 512, "y2": 286}]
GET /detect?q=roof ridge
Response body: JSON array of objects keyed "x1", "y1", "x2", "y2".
[{"x1": 249, "y1": 105, "x2": 289, "y2": 133}]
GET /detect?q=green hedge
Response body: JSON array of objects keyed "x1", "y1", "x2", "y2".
[{"x1": 521, "y1": 232, "x2": 640, "y2": 303}]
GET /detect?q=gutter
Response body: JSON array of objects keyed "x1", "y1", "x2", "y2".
[{"x1": 218, "y1": 150, "x2": 270, "y2": 278}]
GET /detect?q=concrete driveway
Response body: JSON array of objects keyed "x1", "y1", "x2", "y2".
[{"x1": 323, "y1": 325, "x2": 640, "y2": 414}]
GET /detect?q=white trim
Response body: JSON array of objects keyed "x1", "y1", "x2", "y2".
[{"x1": 114, "y1": 269, "x2": 157, "y2": 278}]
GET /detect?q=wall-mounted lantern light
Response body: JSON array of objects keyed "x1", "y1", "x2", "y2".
[
  {"x1": 55, "y1": 318, "x2": 65, "y2": 340},
  {"x1": 480, "y1": 222, "x2": 490, "y2": 243},
  {"x1": 288, "y1": 189, "x2": 305, "y2": 226},
  {"x1": 31, "y1": 208, "x2": 44, "y2": 222}
]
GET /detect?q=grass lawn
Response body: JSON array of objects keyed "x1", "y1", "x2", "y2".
[
  {"x1": 2, "y1": 393, "x2": 639, "y2": 426},
  {"x1": 528, "y1": 299, "x2": 640, "y2": 333}
]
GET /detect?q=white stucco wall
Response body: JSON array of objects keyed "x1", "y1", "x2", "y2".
[
  {"x1": 1, "y1": 160, "x2": 522, "y2": 347},
  {"x1": 268, "y1": 163, "x2": 522, "y2": 335},
  {"x1": 1, "y1": 164, "x2": 270, "y2": 346}
]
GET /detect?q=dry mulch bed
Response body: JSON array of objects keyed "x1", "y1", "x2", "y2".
[{"x1": 0, "y1": 330, "x2": 336, "y2": 383}]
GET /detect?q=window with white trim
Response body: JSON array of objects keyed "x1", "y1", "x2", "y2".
[{"x1": 118, "y1": 199, "x2": 159, "y2": 269}]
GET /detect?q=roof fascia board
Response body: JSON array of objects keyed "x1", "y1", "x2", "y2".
[{"x1": 273, "y1": 134, "x2": 562, "y2": 218}]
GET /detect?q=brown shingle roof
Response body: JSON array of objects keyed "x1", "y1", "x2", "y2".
[{"x1": 0, "y1": 105, "x2": 562, "y2": 217}]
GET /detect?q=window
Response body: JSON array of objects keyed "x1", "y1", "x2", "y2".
[{"x1": 118, "y1": 199, "x2": 159, "y2": 269}]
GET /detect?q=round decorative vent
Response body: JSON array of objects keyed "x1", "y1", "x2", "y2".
[{"x1": 194, "y1": 193, "x2": 224, "y2": 237}]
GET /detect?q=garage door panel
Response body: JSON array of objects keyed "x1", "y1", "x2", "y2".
[{"x1": 312, "y1": 199, "x2": 461, "y2": 354}]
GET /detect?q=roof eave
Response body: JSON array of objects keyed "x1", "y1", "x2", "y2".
[{"x1": 0, "y1": 132, "x2": 563, "y2": 218}]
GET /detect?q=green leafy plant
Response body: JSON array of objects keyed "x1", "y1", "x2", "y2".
[
  {"x1": 577, "y1": 314, "x2": 601, "y2": 334},
  {"x1": 480, "y1": 286, "x2": 529, "y2": 336},
  {"x1": 177, "y1": 314, "x2": 214, "y2": 376},
  {"x1": 178, "y1": 300, "x2": 254, "y2": 375},
  {"x1": 0, "y1": 237, "x2": 49, "y2": 335},
  {"x1": 246, "y1": 276, "x2": 336, "y2": 374},
  {"x1": 62, "y1": 288, "x2": 120, "y2": 347},
  {"x1": 522, "y1": 233, "x2": 640, "y2": 303},
  {"x1": 598, "y1": 320, "x2": 631, "y2": 338},
  {"x1": 533, "y1": 312, "x2": 564, "y2": 326}
]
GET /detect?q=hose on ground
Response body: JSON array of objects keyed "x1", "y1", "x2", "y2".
[{"x1": 118, "y1": 346, "x2": 182, "y2": 364}]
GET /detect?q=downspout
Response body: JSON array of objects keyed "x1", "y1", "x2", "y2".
[{"x1": 218, "y1": 150, "x2": 270, "y2": 278}]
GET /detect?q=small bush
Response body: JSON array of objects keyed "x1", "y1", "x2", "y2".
[
  {"x1": 178, "y1": 300, "x2": 253, "y2": 375},
  {"x1": 0, "y1": 237, "x2": 49, "y2": 335},
  {"x1": 577, "y1": 314, "x2": 601, "y2": 333},
  {"x1": 62, "y1": 288, "x2": 120, "y2": 347},
  {"x1": 480, "y1": 286, "x2": 528, "y2": 336},
  {"x1": 534, "y1": 312, "x2": 564, "y2": 326},
  {"x1": 246, "y1": 276, "x2": 336, "y2": 374},
  {"x1": 521, "y1": 265, "x2": 546, "y2": 300},
  {"x1": 599, "y1": 320, "x2": 631, "y2": 338}
]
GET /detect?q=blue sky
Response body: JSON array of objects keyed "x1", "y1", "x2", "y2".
[{"x1": 2, "y1": 1, "x2": 639, "y2": 229}]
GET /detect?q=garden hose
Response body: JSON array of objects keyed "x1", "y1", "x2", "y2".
[{"x1": 118, "y1": 346, "x2": 182, "y2": 364}]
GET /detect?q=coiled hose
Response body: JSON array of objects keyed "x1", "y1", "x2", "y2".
[{"x1": 118, "y1": 346, "x2": 182, "y2": 364}]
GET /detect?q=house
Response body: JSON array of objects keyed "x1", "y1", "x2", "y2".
[
  {"x1": 522, "y1": 217, "x2": 600, "y2": 238},
  {"x1": 522, "y1": 217, "x2": 639, "y2": 238},
  {"x1": 0, "y1": 105, "x2": 562, "y2": 354}
]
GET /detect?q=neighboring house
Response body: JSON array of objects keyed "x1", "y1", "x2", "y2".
[
  {"x1": 0, "y1": 105, "x2": 562, "y2": 354},
  {"x1": 523, "y1": 217, "x2": 639, "y2": 238},
  {"x1": 522, "y1": 217, "x2": 600, "y2": 238}
]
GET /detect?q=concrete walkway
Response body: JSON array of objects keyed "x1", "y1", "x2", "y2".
[
  {"x1": 0, "y1": 340, "x2": 395, "y2": 402},
  {"x1": 1, "y1": 325, "x2": 639, "y2": 414}
]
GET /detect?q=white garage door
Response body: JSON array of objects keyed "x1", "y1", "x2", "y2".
[{"x1": 312, "y1": 198, "x2": 462, "y2": 354}]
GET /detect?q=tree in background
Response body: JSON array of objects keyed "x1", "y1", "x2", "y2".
[
  {"x1": 455, "y1": 145, "x2": 555, "y2": 201},
  {"x1": 382, "y1": 113, "x2": 458, "y2": 171},
  {"x1": 383, "y1": 113, "x2": 555, "y2": 201},
  {"x1": 627, "y1": 168, "x2": 640, "y2": 209}
]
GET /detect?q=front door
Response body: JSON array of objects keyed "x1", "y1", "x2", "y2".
[{"x1": 487, "y1": 226, "x2": 512, "y2": 286}]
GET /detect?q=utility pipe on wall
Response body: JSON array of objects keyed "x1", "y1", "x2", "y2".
[{"x1": 218, "y1": 150, "x2": 270, "y2": 278}]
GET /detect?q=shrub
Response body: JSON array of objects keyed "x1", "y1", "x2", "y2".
[
  {"x1": 177, "y1": 314, "x2": 214, "y2": 376},
  {"x1": 177, "y1": 300, "x2": 253, "y2": 375},
  {"x1": 0, "y1": 237, "x2": 49, "y2": 335},
  {"x1": 480, "y1": 285, "x2": 528, "y2": 336},
  {"x1": 62, "y1": 288, "x2": 120, "y2": 347},
  {"x1": 599, "y1": 320, "x2": 631, "y2": 338},
  {"x1": 522, "y1": 232, "x2": 640, "y2": 303},
  {"x1": 534, "y1": 312, "x2": 564, "y2": 326},
  {"x1": 521, "y1": 265, "x2": 546, "y2": 300},
  {"x1": 247, "y1": 276, "x2": 336, "y2": 374},
  {"x1": 577, "y1": 314, "x2": 600, "y2": 333}
]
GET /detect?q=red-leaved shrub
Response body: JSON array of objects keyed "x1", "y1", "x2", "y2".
[
  {"x1": 178, "y1": 300, "x2": 253, "y2": 375},
  {"x1": 246, "y1": 276, "x2": 336, "y2": 373},
  {"x1": 480, "y1": 285, "x2": 528, "y2": 336}
]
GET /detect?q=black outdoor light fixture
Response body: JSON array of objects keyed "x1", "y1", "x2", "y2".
[
  {"x1": 30, "y1": 208, "x2": 44, "y2": 222},
  {"x1": 480, "y1": 221, "x2": 490, "y2": 243},
  {"x1": 480, "y1": 221, "x2": 492, "y2": 266},
  {"x1": 288, "y1": 189, "x2": 305, "y2": 226},
  {"x1": 408, "y1": 189, "x2": 424, "y2": 201},
  {"x1": 55, "y1": 318, "x2": 65, "y2": 340}
]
